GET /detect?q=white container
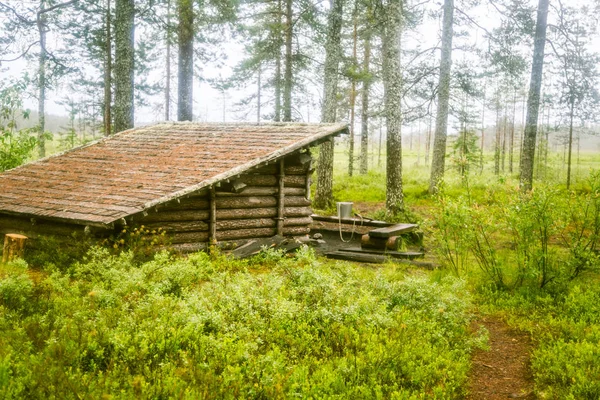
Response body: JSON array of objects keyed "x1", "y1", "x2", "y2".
[{"x1": 337, "y1": 202, "x2": 353, "y2": 219}]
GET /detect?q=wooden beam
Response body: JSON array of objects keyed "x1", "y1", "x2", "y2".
[
  {"x1": 311, "y1": 214, "x2": 394, "y2": 228},
  {"x1": 277, "y1": 158, "x2": 285, "y2": 235},
  {"x1": 209, "y1": 186, "x2": 217, "y2": 245}
]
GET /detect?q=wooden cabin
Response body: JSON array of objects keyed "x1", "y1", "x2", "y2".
[{"x1": 0, "y1": 122, "x2": 348, "y2": 252}]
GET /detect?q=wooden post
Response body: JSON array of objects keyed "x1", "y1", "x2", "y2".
[
  {"x1": 305, "y1": 150, "x2": 312, "y2": 200},
  {"x1": 2, "y1": 234, "x2": 28, "y2": 263},
  {"x1": 209, "y1": 186, "x2": 217, "y2": 246},
  {"x1": 277, "y1": 158, "x2": 285, "y2": 235}
]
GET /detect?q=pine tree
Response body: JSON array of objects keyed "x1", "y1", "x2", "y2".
[
  {"x1": 313, "y1": 0, "x2": 344, "y2": 210},
  {"x1": 114, "y1": 0, "x2": 135, "y2": 131}
]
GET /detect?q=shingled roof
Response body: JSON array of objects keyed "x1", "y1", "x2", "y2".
[{"x1": 0, "y1": 122, "x2": 347, "y2": 227}]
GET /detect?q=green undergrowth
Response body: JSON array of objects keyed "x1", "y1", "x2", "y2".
[
  {"x1": 0, "y1": 246, "x2": 480, "y2": 399},
  {"x1": 478, "y1": 278, "x2": 600, "y2": 399}
]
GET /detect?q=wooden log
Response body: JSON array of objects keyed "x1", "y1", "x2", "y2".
[
  {"x1": 140, "y1": 206, "x2": 312, "y2": 223},
  {"x1": 283, "y1": 216, "x2": 313, "y2": 227},
  {"x1": 170, "y1": 226, "x2": 310, "y2": 244},
  {"x1": 284, "y1": 207, "x2": 313, "y2": 217},
  {"x1": 241, "y1": 175, "x2": 306, "y2": 188},
  {"x1": 253, "y1": 164, "x2": 310, "y2": 175},
  {"x1": 0, "y1": 215, "x2": 87, "y2": 238},
  {"x1": 143, "y1": 216, "x2": 312, "y2": 234},
  {"x1": 368, "y1": 223, "x2": 418, "y2": 238},
  {"x1": 361, "y1": 234, "x2": 404, "y2": 251},
  {"x1": 216, "y1": 186, "x2": 305, "y2": 197},
  {"x1": 209, "y1": 187, "x2": 217, "y2": 245},
  {"x1": 2, "y1": 234, "x2": 28, "y2": 263},
  {"x1": 217, "y1": 218, "x2": 275, "y2": 231},
  {"x1": 326, "y1": 250, "x2": 387, "y2": 264},
  {"x1": 143, "y1": 220, "x2": 209, "y2": 232},
  {"x1": 139, "y1": 210, "x2": 210, "y2": 223},
  {"x1": 277, "y1": 158, "x2": 285, "y2": 235},
  {"x1": 311, "y1": 214, "x2": 394, "y2": 228},
  {"x1": 343, "y1": 247, "x2": 424, "y2": 259}
]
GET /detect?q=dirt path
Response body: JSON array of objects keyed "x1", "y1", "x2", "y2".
[{"x1": 467, "y1": 316, "x2": 535, "y2": 399}]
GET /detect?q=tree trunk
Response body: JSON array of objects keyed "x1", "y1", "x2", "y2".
[
  {"x1": 104, "y1": 0, "x2": 112, "y2": 135},
  {"x1": 360, "y1": 35, "x2": 371, "y2": 175},
  {"x1": 428, "y1": 0, "x2": 454, "y2": 193},
  {"x1": 37, "y1": 2, "x2": 47, "y2": 158},
  {"x1": 2, "y1": 234, "x2": 28, "y2": 263},
  {"x1": 566, "y1": 98, "x2": 574, "y2": 189},
  {"x1": 348, "y1": 4, "x2": 358, "y2": 176},
  {"x1": 425, "y1": 114, "x2": 432, "y2": 166},
  {"x1": 314, "y1": 0, "x2": 343, "y2": 210},
  {"x1": 177, "y1": 0, "x2": 194, "y2": 121},
  {"x1": 480, "y1": 88, "x2": 485, "y2": 172},
  {"x1": 257, "y1": 63, "x2": 261, "y2": 122},
  {"x1": 165, "y1": 0, "x2": 171, "y2": 121},
  {"x1": 114, "y1": 0, "x2": 135, "y2": 132},
  {"x1": 519, "y1": 0, "x2": 549, "y2": 191},
  {"x1": 509, "y1": 89, "x2": 516, "y2": 173},
  {"x1": 381, "y1": 0, "x2": 404, "y2": 213},
  {"x1": 494, "y1": 103, "x2": 500, "y2": 175},
  {"x1": 282, "y1": 0, "x2": 293, "y2": 121},
  {"x1": 274, "y1": 0, "x2": 282, "y2": 123}
]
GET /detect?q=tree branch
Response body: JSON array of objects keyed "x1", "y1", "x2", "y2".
[
  {"x1": 0, "y1": 41, "x2": 39, "y2": 62},
  {"x1": 38, "y1": 0, "x2": 78, "y2": 15}
]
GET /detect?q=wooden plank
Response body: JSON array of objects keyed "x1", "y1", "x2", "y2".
[
  {"x1": 277, "y1": 158, "x2": 285, "y2": 235},
  {"x1": 325, "y1": 250, "x2": 387, "y2": 264},
  {"x1": 342, "y1": 247, "x2": 424, "y2": 260},
  {"x1": 311, "y1": 214, "x2": 394, "y2": 228},
  {"x1": 368, "y1": 223, "x2": 419, "y2": 238}
]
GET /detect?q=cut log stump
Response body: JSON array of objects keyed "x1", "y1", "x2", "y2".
[{"x1": 2, "y1": 233, "x2": 28, "y2": 263}]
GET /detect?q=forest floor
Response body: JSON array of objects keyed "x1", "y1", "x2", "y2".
[{"x1": 467, "y1": 316, "x2": 535, "y2": 399}]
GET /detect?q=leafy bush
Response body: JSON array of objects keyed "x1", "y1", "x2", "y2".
[
  {"x1": 432, "y1": 174, "x2": 600, "y2": 289},
  {"x1": 0, "y1": 247, "x2": 477, "y2": 398}
]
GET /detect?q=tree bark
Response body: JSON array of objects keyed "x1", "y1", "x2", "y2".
[
  {"x1": 37, "y1": 1, "x2": 47, "y2": 158},
  {"x1": 104, "y1": 0, "x2": 112, "y2": 135},
  {"x1": 360, "y1": 35, "x2": 371, "y2": 175},
  {"x1": 382, "y1": 0, "x2": 404, "y2": 213},
  {"x1": 274, "y1": 0, "x2": 282, "y2": 122},
  {"x1": 567, "y1": 98, "x2": 574, "y2": 189},
  {"x1": 428, "y1": 0, "x2": 454, "y2": 194},
  {"x1": 114, "y1": 0, "x2": 135, "y2": 132},
  {"x1": 177, "y1": 0, "x2": 194, "y2": 121},
  {"x1": 165, "y1": 0, "x2": 171, "y2": 121},
  {"x1": 314, "y1": 0, "x2": 343, "y2": 210},
  {"x1": 519, "y1": 0, "x2": 549, "y2": 191},
  {"x1": 348, "y1": 4, "x2": 358, "y2": 176},
  {"x1": 282, "y1": 0, "x2": 293, "y2": 121}
]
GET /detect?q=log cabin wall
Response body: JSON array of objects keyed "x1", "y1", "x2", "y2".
[
  {"x1": 129, "y1": 151, "x2": 313, "y2": 252},
  {"x1": 0, "y1": 214, "x2": 88, "y2": 240}
]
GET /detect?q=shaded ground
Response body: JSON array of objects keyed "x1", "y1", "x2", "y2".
[{"x1": 467, "y1": 316, "x2": 535, "y2": 399}]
